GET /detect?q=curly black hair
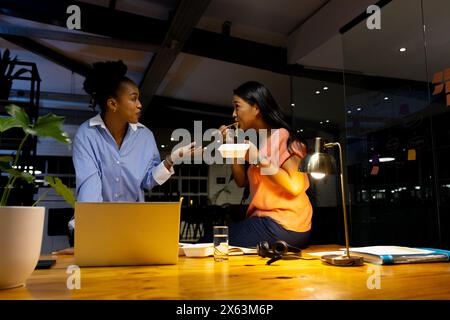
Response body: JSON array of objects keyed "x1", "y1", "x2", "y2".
[{"x1": 83, "y1": 60, "x2": 135, "y2": 113}]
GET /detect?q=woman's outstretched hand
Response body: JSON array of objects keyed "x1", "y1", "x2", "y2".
[{"x1": 168, "y1": 142, "x2": 203, "y2": 165}]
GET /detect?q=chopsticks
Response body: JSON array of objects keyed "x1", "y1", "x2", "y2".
[{"x1": 225, "y1": 122, "x2": 239, "y2": 129}]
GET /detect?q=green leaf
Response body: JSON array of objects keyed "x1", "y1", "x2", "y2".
[
  {"x1": 44, "y1": 176, "x2": 75, "y2": 208},
  {"x1": 12, "y1": 68, "x2": 30, "y2": 78},
  {"x1": 0, "y1": 162, "x2": 10, "y2": 173},
  {"x1": 0, "y1": 156, "x2": 13, "y2": 163},
  {"x1": 6, "y1": 57, "x2": 17, "y2": 78},
  {"x1": 5, "y1": 104, "x2": 30, "y2": 129},
  {"x1": 4, "y1": 168, "x2": 35, "y2": 184},
  {"x1": 34, "y1": 113, "x2": 71, "y2": 144},
  {"x1": 0, "y1": 117, "x2": 22, "y2": 132},
  {"x1": 0, "y1": 49, "x2": 11, "y2": 75}
]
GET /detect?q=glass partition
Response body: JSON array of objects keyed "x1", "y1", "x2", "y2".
[
  {"x1": 291, "y1": 74, "x2": 346, "y2": 244},
  {"x1": 292, "y1": 0, "x2": 450, "y2": 248},
  {"x1": 422, "y1": 0, "x2": 450, "y2": 248},
  {"x1": 341, "y1": 0, "x2": 448, "y2": 247}
]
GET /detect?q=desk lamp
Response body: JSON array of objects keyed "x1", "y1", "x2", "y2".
[{"x1": 299, "y1": 137, "x2": 364, "y2": 267}]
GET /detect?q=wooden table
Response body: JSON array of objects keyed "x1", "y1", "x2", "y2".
[{"x1": 1, "y1": 245, "x2": 450, "y2": 300}]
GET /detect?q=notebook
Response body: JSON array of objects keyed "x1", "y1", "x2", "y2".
[{"x1": 342, "y1": 246, "x2": 450, "y2": 265}]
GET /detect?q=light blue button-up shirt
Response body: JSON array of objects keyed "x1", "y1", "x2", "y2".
[{"x1": 72, "y1": 114, "x2": 174, "y2": 203}]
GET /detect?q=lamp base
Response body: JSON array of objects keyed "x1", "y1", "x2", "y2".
[{"x1": 321, "y1": 254, "x2": 364, "y2": 267}]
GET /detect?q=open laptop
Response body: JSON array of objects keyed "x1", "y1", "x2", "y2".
[{"x1": 74, "y1": 202, "x2": 181, "y2": 267}]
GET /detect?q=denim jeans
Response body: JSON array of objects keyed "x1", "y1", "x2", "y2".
[{"x1": 198, "y1": 216, "x2": 311, "y2": 249}]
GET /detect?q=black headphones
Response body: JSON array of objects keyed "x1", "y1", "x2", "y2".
[{"x1": 256, "y1": 240, "x2": 302, "y2": 265}]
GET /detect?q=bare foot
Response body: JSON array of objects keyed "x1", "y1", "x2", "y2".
[{"x1": 52, "y1": 247, "x2": 74, "y2": 255}]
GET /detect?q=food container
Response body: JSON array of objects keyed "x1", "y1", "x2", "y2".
[{"x1": 218, "y1": 143, "x2": 250, "y2": 159}]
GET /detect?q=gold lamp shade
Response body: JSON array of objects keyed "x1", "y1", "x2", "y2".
[
  {"x1": 299, "y1": 152, "x2": 336, "y2": 175},
  {"x1": 299, "y1": 137, "x2": 336, "y2": 176}
]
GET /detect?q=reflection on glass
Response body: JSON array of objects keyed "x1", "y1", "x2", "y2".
[{"x1": 341, "y1": 0, "x2": 449, "y2": 248}]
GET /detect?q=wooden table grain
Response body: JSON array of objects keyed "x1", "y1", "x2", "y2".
[{"x1": 1, "y1": 245, "x2": 449, "y2": 300}]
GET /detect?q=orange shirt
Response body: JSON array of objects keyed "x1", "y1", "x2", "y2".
[{"x1": 246, "y1": 128, "x2": 312, "y2": 232}]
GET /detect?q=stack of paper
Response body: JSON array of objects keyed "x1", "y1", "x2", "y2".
[{"x1": 179, "y1": 243, "x2": 257, "y2": 257}]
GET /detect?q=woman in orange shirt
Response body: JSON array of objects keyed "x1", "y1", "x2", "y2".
[{"x1": 217, "y1": 81, "x2": 313, "y2": 249}]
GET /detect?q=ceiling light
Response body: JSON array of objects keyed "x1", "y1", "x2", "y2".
[
  {"x1": 170, "y1": 137, "x2": 175, "y2": 141},
  {"x1": 347, "y1": 110, "x2": 352, "y2": 114},
  {"x1": 323, "y1": 87, "x2": 328, "y2": 91},
  {"x1": 320, "y1": 121, "x2": 323, "y2": 124},
  {"x1": 326, "y1": 120, "x2": 330, "y2": 123},
  {"x1": 369, "y1": 157, "x2": 396, "y2": 163},
  {"x1": 399, "y1": 47, "x2": 407, "y2": 52},
  {"x1": 315, "y1": 91, "x2": 320, "y2": 94},
  {"x1": 357, "y1": 107, "x2": 362, "y2": 111},
  {"x1": 161, "y1": 145, "x2": 165, "y2": 148},
  {"x1": 291, "y1": 103, "x2": 295, "y2": 107},
  {"x1": 384, "y1": 97, "x2": 389, "y2": 100}
]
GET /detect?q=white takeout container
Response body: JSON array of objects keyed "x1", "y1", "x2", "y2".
[
  {"x1": 182, "y1": 243, "x2": 214, "y2": 257},
  {"x1": 218, "y1": 143, "x2": 250, "y2": 159}
]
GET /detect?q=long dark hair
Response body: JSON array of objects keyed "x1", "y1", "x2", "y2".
[
  {"x1": 233, "y1": 81, "x2": 307, "y2": 155},
  {"x1": 83, "y1": 60, "x2": 135, "y2": 113}
]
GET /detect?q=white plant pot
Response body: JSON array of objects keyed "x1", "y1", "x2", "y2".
[{"x1": 0, "y1": 206, "x2": 45, "y2": 290}]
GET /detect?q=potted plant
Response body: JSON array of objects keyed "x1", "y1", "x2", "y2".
[
  {"x1": 0, "y1": 104, "x2": 75, "y2": 290},
  {"x1": 0, "y1": 49, "x2": 29, "y2": 100}
]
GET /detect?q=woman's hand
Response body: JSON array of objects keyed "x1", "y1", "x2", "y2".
[
  {"x1": 219, "y1": 125, "x2": 236, "y2": 143},
  {"x1": 167, "y1": 142, "x2": 203, "y2": 166}
]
